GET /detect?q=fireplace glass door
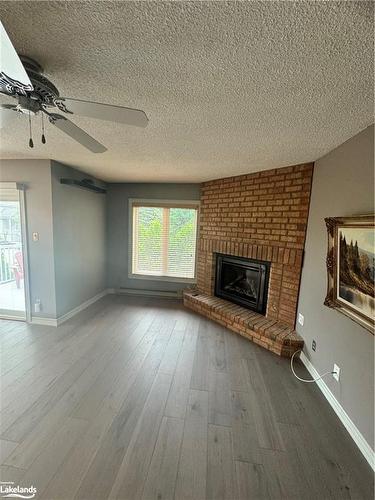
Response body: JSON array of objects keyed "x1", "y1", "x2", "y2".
[{"x1": 215, "y1": 254, "x2": 270, "y2": 314}]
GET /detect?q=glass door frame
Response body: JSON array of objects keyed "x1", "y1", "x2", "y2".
[{"x1": 0, "y1": 182, "x2": 31, "y2": 322}]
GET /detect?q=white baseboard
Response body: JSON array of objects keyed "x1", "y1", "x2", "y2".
[
  {"x1": 0, "y1": 314, "x2": 27, "y2": 322},
  {"x1": 56, "y1": 288, "x2": 112, "y2": 325},
  {"x1": 31, "y1": 288, "x2": 113, "y2": 327},
  {"x1": 31, "y1": 316, "x2": 58, "y2": 326},
  {"x1": 300, "y1": 352, "x2": 374, "y2": 470},
  {"x1": 30, "y1": 287, "x2": 179, "y2": 327},
  {"x1": 116, "y1": 287, "x2": 181, "y2": 299}
]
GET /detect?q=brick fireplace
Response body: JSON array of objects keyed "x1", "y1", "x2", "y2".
[
  {"x1": 215, "y1": 254, "x2": 270, "y2": 313},
  {"x1": 183, "y1": 162, "x2": 314, "y2": 356}
]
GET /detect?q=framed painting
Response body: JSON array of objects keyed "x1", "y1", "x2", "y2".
[{"x1": 324, "y1": 215, "x2": 374, "y2": 333}]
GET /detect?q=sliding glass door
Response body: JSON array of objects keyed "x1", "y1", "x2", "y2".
[{"x1": 0, "y1": 184, "x2": 28, "y2": 320}]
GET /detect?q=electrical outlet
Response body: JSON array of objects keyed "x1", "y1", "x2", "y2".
[
  {"x1": 333, "y1": 364, "x2": 340, "y2": 381},
  {"x1": 312, "y1": 340, "x2": 316, "y2": 351},
  {"x1": 298, "y1": 313, "x2": 304, "y2": 326},
  {"x1": 34, "y1": 299, "x2": 41, "y2": 313}
]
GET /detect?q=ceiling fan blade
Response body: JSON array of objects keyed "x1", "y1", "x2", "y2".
[
  {"x1": 47, "y1": 113, "x2": 107, "y2": 153},
  {"x1": 55, "y1": 97, "x2": 149, "y2": 128},
  {"x1": 0, "y1": 104, "x2": 20, "y2": 128},
  {"x1": 0, "y1": 103, "x2": 17, "y2": 110},
  {"x1": 0, "y1": 21, "x2": 33, "y2": 93}
]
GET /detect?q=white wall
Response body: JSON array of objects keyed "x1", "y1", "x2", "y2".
[
  {"x1": 0, "y1": 159, "x2": 57, "y2": 318},
  {"x1": 297, "y1": 125, "x2": 374, "y2": 449}
]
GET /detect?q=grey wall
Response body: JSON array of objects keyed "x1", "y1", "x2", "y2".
[
  {"x1": 107, "y1": 183, "x2": 201, "y2": 293},
  {"x1": 0, "y1": 159, "x2": 57, "y2": 318},
  {"x1": 297, "y1": 125, "x2": 374, "y2": 449},
  {"x1": 51, "y1": 161, "x2": 107, "y2": 317}
]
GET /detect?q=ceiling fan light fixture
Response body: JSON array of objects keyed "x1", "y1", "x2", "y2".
[{"x1": 0, "y1": 24, "x2": 149, "y2": 153}]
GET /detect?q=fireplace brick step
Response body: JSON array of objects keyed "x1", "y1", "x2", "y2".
[{"x1": 183, "y1": 289, "x2": 304, "y2": 357}]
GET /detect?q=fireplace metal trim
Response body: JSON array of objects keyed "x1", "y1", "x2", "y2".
[{"x1": 214, "y1": 253, "x2": 270, "y2": 314}]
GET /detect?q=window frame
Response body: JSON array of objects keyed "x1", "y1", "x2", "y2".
[{"x1": 128, "y1": 198, "x2": 200, "y2": 283}]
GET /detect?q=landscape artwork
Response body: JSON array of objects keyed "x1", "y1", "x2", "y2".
[
  {"x1": 338, "y1": 227, "x2": 374, "y2": 319},
  {"x1": 325, "y1": 215, "x2": 375, "y2": 333}
]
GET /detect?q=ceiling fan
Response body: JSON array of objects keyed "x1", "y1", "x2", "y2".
[{"x1": 0, "y1": 21, "x2": 149, "y2": 153}]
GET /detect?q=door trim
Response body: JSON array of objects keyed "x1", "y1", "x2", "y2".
[
  {"x1": 18, "y1": 185, "x2": 31, "y2": 322},
  {"x1": 0, "y1": 182, "x2": 30, "y2": 322}
]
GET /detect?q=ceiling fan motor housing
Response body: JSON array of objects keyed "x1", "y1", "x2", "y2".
[
  {"x1": 27, "y1": 71, "x2": 60, "y2": 106},
  {"x1": 20, "y1": 56, "x2": 60, "y2": 106},
  {"x1": 17, "y1": 95, "x2": 41, "y2": 114},
  {"x1": 1, "y1": 56, "x2": 60, "y2": 110}
]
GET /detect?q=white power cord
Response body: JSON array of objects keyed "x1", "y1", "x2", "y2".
[{"x1": 290, "y1": 349, "x2": 337, "y2": 383}]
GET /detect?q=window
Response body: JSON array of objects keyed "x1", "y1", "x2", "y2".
[{"x1": 130, "y1": 200, "x2": 199, "y2": 281}]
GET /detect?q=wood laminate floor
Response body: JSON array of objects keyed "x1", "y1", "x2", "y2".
[{"x1": 0, "y1": 296, "x2": 373, "y2": 500}]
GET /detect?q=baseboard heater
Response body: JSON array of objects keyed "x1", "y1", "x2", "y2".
[
  {"x1": 60, "y1": 178, "x2": 106, "y2": 194},
  {"x1": 117, "y1": 287, "x2": 181, "y2": 298}
]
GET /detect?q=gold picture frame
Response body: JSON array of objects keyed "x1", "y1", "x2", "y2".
[{"x1": 324, "y1": 215, "x2": 374, "y2": 334}]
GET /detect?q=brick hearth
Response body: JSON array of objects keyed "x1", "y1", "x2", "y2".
[
  {"x1": 183, "y1": 290, "x2": 304, "y2": 357},
  {"x1": 184, "y1": 162, "x2": 313, "y2": 357}
]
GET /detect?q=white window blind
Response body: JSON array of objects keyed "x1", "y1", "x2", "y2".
[{"x1": 131, "y1": 202, "x2": 198, "y2": 280}]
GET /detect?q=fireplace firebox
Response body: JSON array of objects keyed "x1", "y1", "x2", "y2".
[{"x1": 215, "y1": 254, "x2": 270, "y2": 314}]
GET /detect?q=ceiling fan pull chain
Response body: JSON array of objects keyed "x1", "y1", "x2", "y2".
[
  {"x1": 28, "y1": 111, "x2": 34, "y2": 148},
  {"x1": 41, "y1": 112, "x2": 46, "y2": 144}
]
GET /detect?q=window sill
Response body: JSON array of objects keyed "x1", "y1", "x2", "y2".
[{"x1": 128, "y1": 273, "x2": 197, "y2": 284}]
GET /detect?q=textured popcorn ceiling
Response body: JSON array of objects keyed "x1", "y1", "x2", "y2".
[{"x1": 0, "y1": 1, "x2": 373, "y2": 182}]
